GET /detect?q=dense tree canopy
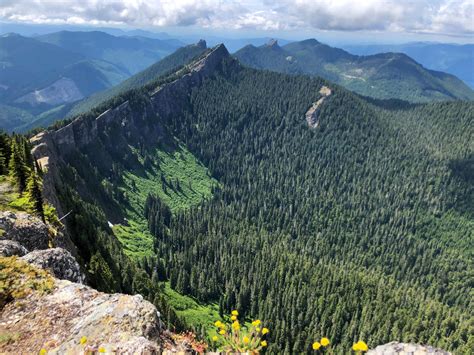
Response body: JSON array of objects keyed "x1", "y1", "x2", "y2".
[{"x1": 50, "y1": 57, "x2": 473, "y2": 353}]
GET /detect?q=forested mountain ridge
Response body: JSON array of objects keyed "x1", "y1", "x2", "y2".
[
  {"x1": 234, "y1": 39, "x2": 474, "y2": 103},
  {"x1": 343, "y1": 42, "x2": 474, "y2": 89},
  {"x1": 29, "y1": 43, "x2": 473, "y2": 353}
]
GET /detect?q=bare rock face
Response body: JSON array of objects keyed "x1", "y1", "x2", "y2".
[
  {"x1": 305, "y1": 86, "x2": 332, "y2": 128},
  {"x1": 368, "y1": 342, "x2": 451, "y2": 354},
  {"x1": 0, "y1": 239, "x2": 28, "y2": 257},
  {"x1": 21, "y1": 247, "x2": 84, "y2": 283},
  {"x1": 0, "y1": 279, "x2": 164, "y2": 354},
  {"x1": 0, "y1": 211, "x2": 49, "y2": 251}
]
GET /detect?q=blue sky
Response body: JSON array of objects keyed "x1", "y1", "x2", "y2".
[{"x1": 0, "y1": 0, "x2": 473, "y2": 43}]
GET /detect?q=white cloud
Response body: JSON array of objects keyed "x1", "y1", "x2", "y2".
[
  {"x1": 272, "y1": 0, "x2": 473, "y2": 34},
  {"x1": 0, "y1": 0, "x2": 472, "y2": 35}
]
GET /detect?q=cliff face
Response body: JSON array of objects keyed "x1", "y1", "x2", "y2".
[
  {"x1": 31, "y1": 44, "x2": 231, "y2": 158},
  {"x1": 29, "y1": 44, "x2": 233, "y2": 261}
]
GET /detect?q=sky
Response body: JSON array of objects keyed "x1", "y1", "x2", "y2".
[{"x1": 0, "y1": 0, "x2": 473, "y2": 44}]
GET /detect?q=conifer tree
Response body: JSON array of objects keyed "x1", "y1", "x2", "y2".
[
  {"x1": 26, "y1": 171, "x2": 44, "y2": 222},
  {"x1": 0, "y1": 149, "x2": 6, "y2": 175},
  {"x1": 8, "y1": 140, "x2": 28, "y2": 192}
]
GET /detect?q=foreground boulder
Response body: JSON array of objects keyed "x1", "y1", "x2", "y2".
[
  {"x1": 0, "y1": 277, "x2": 165, "y2": 353},
  {"x1": 21, "y1": 247, "x2": 84, "y2": 283},
  {"x1": 0, "y1": 239, "x2": 28, "y2": 257},
  {"x1": 0, "y1": 211, "x2": 49, "y2": 251},
  {"x1": 368, "y1": 342, "x2": 451, "y2": 354}
]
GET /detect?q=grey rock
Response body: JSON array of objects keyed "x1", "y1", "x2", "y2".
[
  {"x1": 0, "y1": 239, "x2": 28, "y2": 256},
  {"x1": 21, "y1": 247, "x2": 84, "y2": 283},
  {"x1": 0, "y1": 279, "x2": 166, "y2": 354},
  {"x1": 0, "y1": 211, "x2": 49, "y2": 251},
  {"x1": 368, "y1": 342, "x2": 451, "y2": 354}
]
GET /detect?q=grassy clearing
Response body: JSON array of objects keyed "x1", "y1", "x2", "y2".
[
  {"x1": 113, "y1": 143, "x2": 218, "y2": 258},
  {"x1": 112, "y1": 219, "x2": 154, "y2": 258},
  {"x1": 162, "y1": 282, "x2": 221, "y2": 338}
]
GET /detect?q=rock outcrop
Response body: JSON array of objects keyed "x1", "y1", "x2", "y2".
[
  {"x1": 0, "y1": 278, "x2": 165, "y2": 354},
  {"x1": 305, "y1": 86, "x2": 332, "y2": 128},
  {"x1": 0, "y1": 211, "x2": 49, "y2": 251},
  {"x1": 0, "y1": 239, "x2": 28, "y2": 257},
  {"x1": 368, "y1": 342, "x2": 451, "y2": 354},
  {"x1": 21, "y1": 247, "x2": 84, "y2": 283}
]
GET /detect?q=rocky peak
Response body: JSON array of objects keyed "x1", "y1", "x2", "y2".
[
  {"x1": 196, "y1": 39, "x2": 207, "y2": 49},
  {"x1": 266, "y1": 38, "x2": 279, "y2": 48}
]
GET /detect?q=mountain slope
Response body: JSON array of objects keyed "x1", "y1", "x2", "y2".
[
  {"x1": 19, "y1": 41, "x2": 209, "y2": 132},
  {"x1": 343, "y1": 42, "x2": 474, "y2": 89},
  {"x1": 31, "y1": 44, "x2": 473, "y2": 353},
  {"x1": 36, "y1": 30, "x2": 183, "y2": 75},
  {"x1": 0, "y1": 33, "x2": 130, "y2": 131},
  {"x1": 234, "y1": 39, "x2": 474, "y2": 103}
]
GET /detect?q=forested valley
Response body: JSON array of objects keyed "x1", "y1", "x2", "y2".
[{"x1": 17, "y1": 50, "x2": 474, "y2": 353}]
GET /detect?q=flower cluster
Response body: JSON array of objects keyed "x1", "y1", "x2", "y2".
[
  {"x1": 352, "y1": 340, "x2": 369, "y2": 352},
  {"x1": 212, "y1": 310, "x2": 270, "y2": 353},
  {"x1": 312, "y1": 337, "x2": 330, "y2": 350}
]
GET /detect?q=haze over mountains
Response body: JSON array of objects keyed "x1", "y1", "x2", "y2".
[
  {"x1": 0, "y1": 29, "x2": 472, "y2": 133},
  {"x1": 0, "y1": 31, "x2": 182, "y2": 131}
]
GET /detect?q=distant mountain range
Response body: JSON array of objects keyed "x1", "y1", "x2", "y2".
[
  {"x1": 0, "y1": 31, "x2": 183, "y2": 131},
  {"x1": 342, "y1": 42, "x2": 474, "y2": 89},
  {"x1": 20, "y1": 40, "x2": 209, "y2": 132},
  {"x1": 1, "y1": 31, "x2": 473, "y2": 132},
  {"x1": 234, "y1": 39, "x2": 474, "y2": 103}
]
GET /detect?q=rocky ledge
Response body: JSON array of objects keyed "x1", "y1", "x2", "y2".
[{"x1": 0, "y1": 278, "x2": 165, "y2": 353}]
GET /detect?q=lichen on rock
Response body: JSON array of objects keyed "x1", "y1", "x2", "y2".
[{"x1": 0, "y1": 278, "x2": 165, "y2": 354}]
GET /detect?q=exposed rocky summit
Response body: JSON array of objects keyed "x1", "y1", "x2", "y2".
[
  {"x1": 367, "y1": 342, "x2": 451, "y2": 354},
  {"x1": 21, "y1": 247, "x2": 84, "y2": 283},
  {"x1": 0, "y1": 278, "x2": 166, "y2": 353},
  {"x1": 0, "y1": 239, "x2": 28, "y2": 257},
  {"x1": 0, "y1": 211, "x2": 49, "y2": 251}
]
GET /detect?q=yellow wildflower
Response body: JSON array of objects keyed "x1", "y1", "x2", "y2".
[
  {"x1": 232, "y1": 320, "x2": 240, "y2": 330},
  {"x1": 219, "y1": 329, "x2": 226, "y2": 335},
  {"x1": 261, "y1": 340, "x2": 267, "y2": 347},
  {"x1": 231, "y1": 310, "x2": 239, "y2": 316},
  {"x1": 353, "y1": 341, "x2": 368, "y2": 352},
  {"x1": 243, "y1": 336, "x2": 250, "y2": 344},
  {"x1": 80, "y1": 336, "x2": 87, "y2": 345},
  {"x1": 321, "y1": 337, "x2": 330, "y2": 347},
  {"x1": 39, "y1": 349, "x2": 47, "y2": 355},
  {"x1": 231, "y1": 315, "x2": 237, "y2": 321},
  {"x1": 215, "y1": 320, "x2": 223, "y2": 328},
  {"x1": 252, "y1": 319, "x2": 261, "y2": 326},
  {"x1": 98, "y1": 347, "x2": 106, "y2": 353},
  {"x1": 256, "y1": 327, "x2": 261, "y2": 332},
  {"x1": 312, "y1": 342, "x2": 321, "y2": 350},
  {"x1": 262, "y1": 328, "x2": 269, "y2": 335},
  {"x1": 212, "y1": 336, "x2": 218, "y2": 342}
]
